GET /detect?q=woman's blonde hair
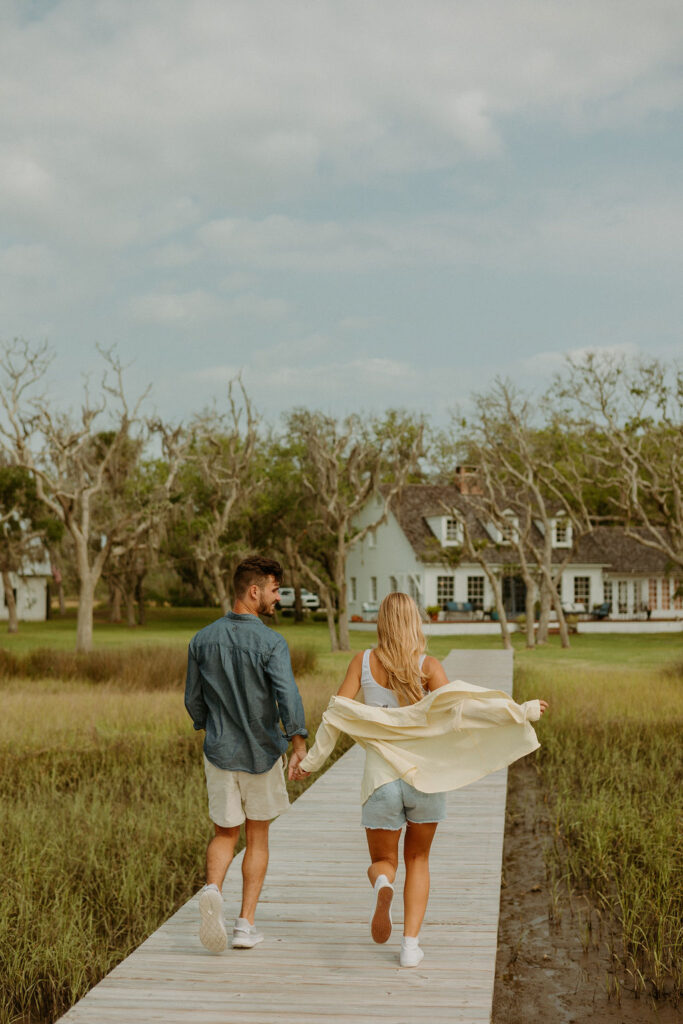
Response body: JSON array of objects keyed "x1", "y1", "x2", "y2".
[{"x1": 375, "y1": 592, "x2": 427, "y2": 705}]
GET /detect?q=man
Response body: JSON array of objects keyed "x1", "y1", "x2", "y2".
[{"x1": 185, "y1": 555, "x2": 308, "y2": 953}]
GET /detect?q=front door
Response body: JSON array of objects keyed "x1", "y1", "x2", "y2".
[{"x1": 502, "y1": 575, "x2": 527, "y2": 617}]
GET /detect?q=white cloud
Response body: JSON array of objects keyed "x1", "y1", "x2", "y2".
[{"x1": 129, "y1": 287, "x2": 291, "y2": 326}]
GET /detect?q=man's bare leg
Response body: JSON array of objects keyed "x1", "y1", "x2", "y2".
[
  {"x1": 206, "y1": 824, "x2": 241, "y2": 890},
  {"x1": 239, "y1": 818, "x2": 270, "y2": 924}
]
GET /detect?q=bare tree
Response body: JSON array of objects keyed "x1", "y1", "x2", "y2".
[
  {"x1": 452, "y1": 380, "x2": 596, "y2": 648},
  {"x1": 102, "y1": 425, "x2": 188, "y2": 626},
  {"x1": 554, "y1": 353, "x2": 683, "y2": 569},
  {"x1": 0, "y1": 340, "x2": 157, "y2": 651},
  {"x1": 180, "y1": 380, "x2": 258, "y2": 613},
  {"x1": 286, "y1": 410, "x2": 425, "y2": 651}
]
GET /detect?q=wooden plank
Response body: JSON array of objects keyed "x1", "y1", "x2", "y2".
[{"x1": 57, "y1": 649, "x2": 512, "y2": 1024}]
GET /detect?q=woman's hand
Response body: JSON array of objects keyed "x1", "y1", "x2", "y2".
[
  {"x1": 287, "y1": 750, "x2": 310, "y2": 781},
  {"x1": 538, "y1": 699, "x2": 550, "y2": 715}
]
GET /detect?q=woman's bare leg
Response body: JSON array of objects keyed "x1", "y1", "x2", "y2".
[
  {"x1": 403, "y1": 821, "x2": 438, "y2": 937},
  {"x1": 365, "y1": 828, "x2": 400, "y2": 885},
  {"x1": 365, "y1": 828, "x2": 401, "y2": 942}
]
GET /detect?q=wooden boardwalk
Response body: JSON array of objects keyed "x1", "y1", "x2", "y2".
[{"x1": 58, "y1": 650, "x2": 513, "y2": 1024}]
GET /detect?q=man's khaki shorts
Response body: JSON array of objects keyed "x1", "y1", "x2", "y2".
[{"x1": 204, "y1": 754, "x2": 290, "y2": 827}]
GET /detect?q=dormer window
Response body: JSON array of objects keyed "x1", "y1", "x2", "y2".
[
  {"x1": 425, "y1": 514, "x2": 463, "y2": 546},
  {"x1": 552, "y1": 516, "x2": 572, "y2": 548},
  {"x1": 500, "y1": 511, "x2": 519, "y2": 545},
  {"x1": 445, "y1": 517, "x2": 461, "y2": 542},
  {"x1": 485, "y1": 511, "x2": 518, "y2": 545}
]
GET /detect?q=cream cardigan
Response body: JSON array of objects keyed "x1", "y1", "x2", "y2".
[{"x1": 299, "y1": 680, "x2": 542, "y2": 804}]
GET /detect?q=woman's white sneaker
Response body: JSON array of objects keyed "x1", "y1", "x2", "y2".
[
  {"x1": 399, "y1": 937, "x2": 424, "y2": 968},
  {"x1": 370, "y1": 875, "x2": 394, "y2": 943},
  {"x1": 232, "y1": 917, "x2": 264, "y2": 948},
  {"x1": 198, "y1": 886, "x2": 227, "y2": 953}
]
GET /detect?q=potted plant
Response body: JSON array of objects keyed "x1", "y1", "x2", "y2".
[{"x1": 426, "y1": 605, "x2": 440, "y2": 622}]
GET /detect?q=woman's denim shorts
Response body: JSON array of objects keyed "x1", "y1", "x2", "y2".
[{"x1": 362, "y1": 779, "x2": 447, "y2": 830}]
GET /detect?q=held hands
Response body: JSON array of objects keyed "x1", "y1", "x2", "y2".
[{"x1": 287, "y1": 749, "x2": 311, "y2": 781}]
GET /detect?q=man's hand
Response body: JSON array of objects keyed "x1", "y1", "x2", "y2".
[
  {"x1": 538, "y1": 699, "x2": 550, "y2": 715},
  {"x1": 287, "y1": 749, "x2": 310, "y2": 781}
]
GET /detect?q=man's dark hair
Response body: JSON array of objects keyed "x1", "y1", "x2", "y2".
[{"x1": 233, "y1": 556, "x2": 284, "y2": 598}]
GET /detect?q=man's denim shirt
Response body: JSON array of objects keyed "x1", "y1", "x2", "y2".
[{"x1": 185, "y1": 612, "x2": 308, "y2": 774}]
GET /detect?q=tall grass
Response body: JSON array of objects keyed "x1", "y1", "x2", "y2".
[
  {"x1": 0, "y1": 644, "x2": 317, "y2": 689},
  {"x1": 515, "y1": 658, "x2": 683, "y2": 1003},
  {"x1": 0, "y1": 648, "x2": 333, "y2": 1024}
]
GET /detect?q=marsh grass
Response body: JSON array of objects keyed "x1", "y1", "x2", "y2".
[
  {"x1": 515, "y1": 660, "x2": 683, "y2": 1003},
  {"x1": 0, "y1": 653, "x2": 331, "y2": 1024},
  {"x1": 0, "y1": 644, "x2": 317, "y2": 690}
]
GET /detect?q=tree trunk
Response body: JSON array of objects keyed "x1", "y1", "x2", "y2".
[
  {"x1": 2, "y1": 571, "x2": 18, "y2": 634},
  {"x1": 125, "y1": 588, "x2": 136, "y2": 628},
  {"x1": 76, "y1": 574, "x2": 96, "y2": 652},
  {"x1": 324, "y1": 594, "x2": 339, "y2": 651},
  {"x1": 536, "y1": 581, "x2": 551, "y2": 644},
  {"x1": 335, "y1": 554, "x2": 350, "y2": 651},
  {"x1": 488, "y1": 572, "x2": 513, "y2": 650},
  {"x1": 293, "y1": 584, "x2": 303, "y2": 623},
  {"x1": 109, "y1": 583, "x2": 122, "y2": 622},
  {"x1": 550, "y1": 586, "x2": 571, "y2": 648},
  {"x1": 213, "y1": 567, "x2": 231, "y2": 614},
  {"x1": 135, "y1": 576, "x2": 146, "y2": 626},
  {"x1": 57, "y1": 579, "x2": 66, "y2": 616},
  {"x1": 538, "y1": 566, "x2": 571, "y2": 649},
  {"x1": 524, "y1": 575, "x2": 536, "y2": 649}
]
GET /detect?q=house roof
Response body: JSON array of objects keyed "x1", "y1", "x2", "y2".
[{"x1": 386, "y1": 485, "x2": 672, "y2": 575}]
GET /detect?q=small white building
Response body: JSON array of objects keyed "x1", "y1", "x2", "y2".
[
  {"x1": 0, "y1": 555, "x2": 52, "y2": 622},
  {"x1": 346, "y1": 485, "x2": 682, "y2": 621}
]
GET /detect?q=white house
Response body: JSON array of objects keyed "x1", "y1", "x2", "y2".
[
  {"x1": 346, "y1": 485, "x2": 682, "y2": 621},
  {"x1": 0, "y1": 555, "x2": 52, "y2": 622}
]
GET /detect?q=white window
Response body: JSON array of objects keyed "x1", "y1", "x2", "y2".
[
  {"x1": 370, "y1": 576, "x2": 377, "y2": 602},
  {"x1": 648, "y1": 578, "x2": 658, "y2": 610},
  {"x1": 499, "y1": 512, "x2": 519, "y2": 544},
  {"x1": 444, "y1": 517, "x2": 462, "y2": 544},
  {"x1": 618, "y1": 581, "x2": 628, "y2": 614},
  {"x1": 573, "y1": 577, "x2": 590, "y2": 608},
  {"x1": 350, "y1": 577, "x2": 357, "y2": 602},
  {"x1": 437, "y1": 576, "x2": 455, "y2": 605},
  {"x1": 389, "y1": 575, "x2": 399, "y2": 593},
  {"x1": 603, "y1": 580, "x2": 613, "y2": 606},
  {"x1": 552, "y1": 516, "x2": 572, "y2": 547},
  {"x1": 444, "y1": 516, "x2": 458, "y2": 540},
  {"x1": 467, "y1": 576, "x2": 484, "y2": 610}
]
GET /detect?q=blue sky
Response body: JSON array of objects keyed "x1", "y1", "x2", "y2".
[{"x1": 1, "y1": 0, "x2": 681, "y2": 425}]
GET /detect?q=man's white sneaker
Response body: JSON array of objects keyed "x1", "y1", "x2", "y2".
[
  {"x1": 399, "y1": 941, "x2": 424, "y2": 968},
  {"x1": 198, "y1": 886, "x2": 227, "y2": 953},
  {"x1": 232, "y1": 917, "x2": 264, "y2": 949},
  {"x1": 370, "y1": 879, "x2": 394, "y2": 943}
]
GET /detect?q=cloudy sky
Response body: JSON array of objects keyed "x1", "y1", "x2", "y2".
[{"x1": 1, "y1": 0, "x2": 681, "y2": 425}]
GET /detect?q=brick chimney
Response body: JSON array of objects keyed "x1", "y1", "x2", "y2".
[{"x1": 454, "y1": 465, "x2": 481, "y2": 494}]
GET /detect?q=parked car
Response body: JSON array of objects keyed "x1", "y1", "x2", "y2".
[{"x1": 277, "y1": 586, "x2": 320, "y2": 611}]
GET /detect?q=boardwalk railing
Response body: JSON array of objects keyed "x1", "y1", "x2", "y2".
[{"x1": 58, "y1": 649, "x2": 513, "y2": 1024}]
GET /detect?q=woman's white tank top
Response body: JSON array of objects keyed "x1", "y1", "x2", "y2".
[{"x1": 360, "y1": 648, "x2": 427, "y2": 707}]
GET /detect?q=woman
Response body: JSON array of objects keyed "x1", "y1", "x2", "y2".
[{"x1": 289, "y1": 592, "x2": 548, "y2": 968}]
